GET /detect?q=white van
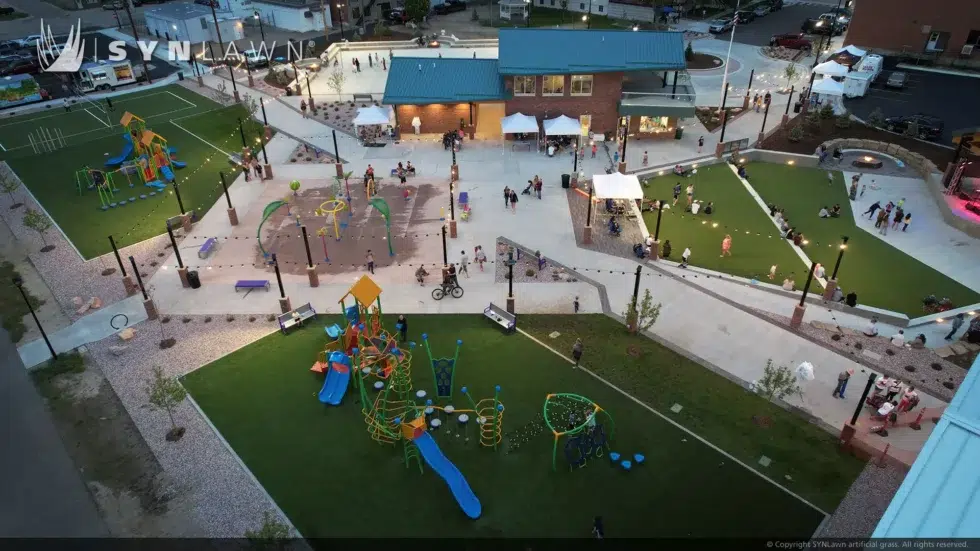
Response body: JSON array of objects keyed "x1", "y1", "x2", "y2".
[
  {"x1": 76, "y1": 60, "x2": 144, "y2": 92},
  {"x1": 856, "y1": 54, "x2": 883, "y2": 82}
]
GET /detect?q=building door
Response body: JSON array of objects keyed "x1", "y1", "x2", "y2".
[
  {"x1": 925, "y1": 31, "x2": 948, "y2": 52},
  {"x1": 579, "y1": 115, "x2": 591, "y2": 138}
]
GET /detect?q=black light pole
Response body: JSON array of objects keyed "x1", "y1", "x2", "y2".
[
  {"x1": 259, "y1": 133, "x2": 270, "y2": 165},
  {"x1": 332, "y1": 129, "x2": 340, "y2": 160},
  {"x1": 209, "y1": 1, "x2": 226, "y2": 56},
  {"x1": 172, "y1": 184, "x2": 186, "y2": 215},
  {"x1": 573, "y1": 136, "x2": 579, "y2": 173},
  {"x1": 653, "y1": 201, "x2": 664, "y2": 240},
  {"x1": 108, "y1": 235, "x2": 127, "y2": 276},
  {"x1": 121, "y1": 0, "x2": 152, "y2": 84},
  {"x1": 449, "y1": 182, "x2": 456, "y2": 221},
  {"x1": 586, "y1": 184, "x2": 594, "y2": 227},
  {"x1": 441, "y1": 225, "x2": 448, "y2": 266},
  {"x1": 271, "y1": 254, "x2": 286, "y2": 298},
  {"x1": 253, "y1": 11, "x2": 266, "y2": 43},
  {"x1": 785, "y1": 85, "x2": 795, "y2": 116},
  {"x1": 619, "y1": 119, "x2": 629, "y2": 169},
  {"x1": 129, "y1": 256, "x2": 148, "y2": 300},
  {"x1": 851, "y1": 373, "x2": 877, "y2": 425},
  {"x1": 301, "y1": 226, "x2": 314, "y2": 268},
  {"x1": 237, "y1": 117, "x2": 248, "y2": 149},
  {"x1": 631, "y1": 265, "x2": 642, "y2": 307},
  {"x1": 13, "y1": 276, "x2": 56, "y2": 360},
  {"x1": 306, "y1": 74, "x2": 314, "y2": 104},
  {"x1": 219, "y1": 171, "x2": 233, "y2": 209},
  {"x1": 166, "y1": 225, "x2": 184, "y2": 269},
  {"x1": 261, "y1": 101, "x2": 270, "y2": 126},
  {"x1": 744, "y1": 68, "x2": 754, "y2": 104},
  {"x1": 830, "y1": 236, "x2": 849, "y2": 280},
  {"x1": 526, "y1": 0, "x2": 532, "y2": 27},
  {"x1": 718, "y1": 83, "x2": 731, "y2": 143},
  {"x1": 799, "y1": 261, "x2": 817, "y2": 307},
  {"x1": 508, "y1": 260, "x2": 514, "y2": 298},
  {"x1": 802, "y1": 71, "x2": 816, "y2": 113},
  {"x1": 336, "y1": 3, "x2": 346, "y2": 40},
  {"x1": 760, "y1": 97, "x2": 771, "y2": 135}
]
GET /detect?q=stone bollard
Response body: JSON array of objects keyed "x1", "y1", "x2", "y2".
[
  {"x1": 279, "y1": 296, "x2": 292, "y2": 314},
  {"x1": 143, "y1": 298, "x2": 159, "y2": 320}
]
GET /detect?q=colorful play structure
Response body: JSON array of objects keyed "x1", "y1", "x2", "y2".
[
  {"x1": 543, "y1": 393, "x2": 616, "y2": 471},
  {"x1": 309, "y1": 276, "x2": 503, "y2": 520}
]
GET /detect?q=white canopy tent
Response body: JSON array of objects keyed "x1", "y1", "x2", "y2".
[
  {"x1": 810, "y1": 78, "x2": 846, "y2": 114},
  {"x1": 500, "y1": 112, "x2": 539, "y2": 134},
  {"x1": 543, "y1": 115, "x2": 582, "y2": 136},
  {"x1": 834, "y1": 45, "x2": 867, "y2": 58},
  {"x1": 352, "y1": 105, "x2": 392, "y2": 127},
  {"x1": 591, "y1": 172, "x2": 643, "y2": 200},
  {"x1": 812, "y1": 60, "x2": 849, "y2": 77}
]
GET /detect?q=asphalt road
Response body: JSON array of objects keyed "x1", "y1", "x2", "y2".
[
  {"x1": 845, "y1": 59, "x2": 980, "y2": 145},
  {"x1": 728, "y1": 4, "x2": 832, "y2": 47}
]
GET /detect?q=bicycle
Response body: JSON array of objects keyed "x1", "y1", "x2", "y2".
[{"x1": 431, "y1": 280, "x2": 464, "y2": 300}]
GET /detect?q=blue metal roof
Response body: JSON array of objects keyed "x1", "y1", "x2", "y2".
[
  {"x1": 874, "y1": 353, "x2": 980, "y2": 538},
  {"x1": 497, "y1": 29, "x2": 687, "y2": 75},
  {"x1": 382, "y1": 57, "x2": 508, "y2": 105}
]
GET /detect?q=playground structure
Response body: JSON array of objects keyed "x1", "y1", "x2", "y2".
[
  {"x1": 103, "y1": 112, "x2": 186, "y2": 191},
  {"x1": 314, "y1": 198, "x2": 350, "y2": 261},
  {"x1": 308, "y1": 275, "x2": 504, "y2": 519},
  {"x1": 543, "y1": 393, "x2": 616, "y2": 471}
]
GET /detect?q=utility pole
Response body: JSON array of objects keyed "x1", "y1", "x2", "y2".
[
  {"x1": 208, "y1": 0, "x2": 226, "y2": 61},
  {"x1": 319, "y1": 0, "x2": 331, "y2": 52},
  {"x1": 121, "y1": 0, "x2": 152, "y2": 84}
]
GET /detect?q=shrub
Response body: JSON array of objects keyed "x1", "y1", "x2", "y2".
[
  {"x1": 867, "y1": 107, "x2": 885, "y2": 127},
  {"x1": 819, "y1": 103, "x2": 835, "y2": 120},
  {"x1": 525, "y1": 268, "x2": 536, "y2": 277},
  {"x1": 835, "y1": 111, "x2": 851, "y2": 129},
  {"x1": 226, "y1": 315, "x2": 235, "y2": 322},
  {"x1": 904, "y1": 120, "x2": 920, "y2": 138},
  {"x1": 788, "y1": 124, "x2": 804, "y2": 143}
]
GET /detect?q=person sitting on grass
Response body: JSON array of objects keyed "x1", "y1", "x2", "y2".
[
  {"x1": 703, "y1": 201, "x2": 714, "y2": 215},
  {"x1": 782, "y1": 278, "x2": 795, "y2": 291},
  {"x1": 793, "y1": 232, "x2": 805, "y2": 247},
  {"x1": 830, "y1": 204, "x2": 841, "y2": 217},
  {"x1": 818, "y1": 206, "x2": 830, "y2": 218},
  {"x1": 673, "y1": 164, "x2": 687, "y2": 176},
  {"x1": 737, "y1": 165, "x2": 748, "y2": 179}
]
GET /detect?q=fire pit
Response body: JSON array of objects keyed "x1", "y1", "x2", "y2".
[
  {"x1": 427, "y1": 40, "x2": 440, "y2": 48},
  {"x1": 852, "y1": 155, "x2": 883, "y2": 169}
]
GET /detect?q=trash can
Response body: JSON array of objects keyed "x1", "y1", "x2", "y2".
[
  {"x1": 177, "y1": 71, "x2": 184, "y2": 81},
  {"x1": 187, "y1": 270, "x2": 201, "y2": 289},
  {"x1": 561, "y1": 174, "x2": 570, "y2": 189},
  {"x1": 674, "y1": 127, "x2": 684, "y2": 140},
  {"x1": 793, "y1": 102, "x2": 802, "y2": 114}
]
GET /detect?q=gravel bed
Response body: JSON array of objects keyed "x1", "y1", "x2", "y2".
[
  {"x1": 750, "y1": 307, "x2": 963, "y2": 401},
  {"x1": 813, "y1": 461, "x2": 907, "y2": 538},
  {"x1": 1, "y1": 163, "x2": 170, "y2": 319},
  {"x1": 493, "y1": 241, "x2": 580, "y2": 285},
  {"x1": 287, "y1": 143, "x2": 337, "y2": 164},
  {"x1": 84, "y1": 314, "x2": 294, "y2": 537}
]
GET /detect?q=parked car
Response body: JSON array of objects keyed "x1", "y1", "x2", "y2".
[
  {"x1": 825, "y1": 7, "x2": 852, "y2": 23},
  {"x1": 386, "y1": 7, "x2": 409, "y2": 23},
  {"x1": 432, "y1": 0, "x2": 466, "y2": 15},
  {"x1": 102, "y1": 0, "x2": 124, "y2": 8},
  {"x1": 885, "y1": 71, "x2": 908, "y2": 89},
  {"x1": 766, "y1": 0, "x2": 783, "y2": 10},
  {"x1": 770, "y1": 32, "x2": 812, "y2": 51},
  {"x1": 0, "y1": 40, "x2": 24, "y2": 56},
  {"x1": 884, "y1": 114, "x2": 944, "y2": 141},
  {"x1": 820, "y1": 11, "x2": 849, "y2": 28},
  {"x1": 13, "y1": 35, "x2": 42, "y2": 48},
  {"x1": 194, "y1": 0, "x2": 218, "y2": 7},
  {"x1": 708, "y1": 17, "x2": 733, "y2": 34},
  {"x1": 735, "y1": 10, "x2": 756, "y2": 24},
  {"x1": 802, "y1": 14, "x2": 844, "y2": 36},
  {"x1": 240, "y1": 49, "x2": 269, "y2": 68},
  {"x1": 0, "y1": 58, "x2": 40, "y2": 76},
  {"x1": 753, "y1": 5, "x2": 771, "y2": 17}
]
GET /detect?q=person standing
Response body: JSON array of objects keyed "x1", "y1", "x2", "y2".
[
  {"x1": 503, "y1": 186, "x2": 510, "y2": 208},
  {"x1": 574, "y1": 296, "x2": 580, "y2": 313},
  {"x1": 903, "y1": 213, "x2": 911, "y2": 231},
  {"x1": 572, "y1": 338, "x2": 584, "y2": 367},
  {"x1": 832, "y1": 369, "x2": 853, "y2": 399},
  {"x1": 886, "y1": 379, "x2": 904, "y2": 402},
  {"x1": 509, "y1": 189, "x2": 518, "y2": 213},
  {"x1": 672, "y1": 182, "x2": 682, "y2": 205},
  {"x1": 892, "y1": 208, "x2": 904, "y2": 230},
  {"x1": 680, "y1": 247, "x2": 691, "y2": 268},
  {"x1": 475, "y1": 246, "x2": 487, "y2": 270},
  {"x1": 534, "y1": 178, "x2": 542, "y2": 199},
  {"x1": 591, "y1": 143, "x2": 597, "y2": 158},
  {"x1": 300, "y1": 99, "x2": 309, "y2": 118},
  {"x1": 381, "y1": 57, "x2": 387, "y2": 71},
  {"x1": 106, "y1": 97, "x2": 114, "y2": 112},
  {"x1": 62, "y1": 98, "x2": 71, "y2": 112},
  {"x1": 875, "y1": 208, "x2": 887, "y2": 229},
  {"x1": 365, "y1": 250, "x2": 375, "y2": 274},
  {"x1": 698, "y1": 135, "x2": 704, "y2": 154},
  {"x1": 686, "y1": 183, "x2": 695, "y2": 207},
  {"x1": 642, "y1": 151, "x2": 648, "y2": 166},
  {"x1": 368, "y1": 54, "x2": 373, "y2": 68},
  {"x1": 459, "y1": 250, "x2": 469, "y2": 278},
  {"x1": 720, "y1": 234, "x2": 732, "y2": 257},
  {"x1": 613, "y1": 150, "x2": 620, "y2": 165},
  {"x1": 946, "y1": 313, "x2": 965, "y2": 341},
  {"x1": 397, "y1": 314, "x2": 408, "y2": 343}
]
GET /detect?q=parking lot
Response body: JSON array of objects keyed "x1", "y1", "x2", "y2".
[
  {"x1": 845, "y1": 59, "x2": 980, "y2": 144},
  {"x1": 727, "y1": 3, "x2": 831, "y2": 47}
]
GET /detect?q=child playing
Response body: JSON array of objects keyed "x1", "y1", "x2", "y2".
[{"x1": 642, "y1": 151, "x2": 649, "y2": 166}]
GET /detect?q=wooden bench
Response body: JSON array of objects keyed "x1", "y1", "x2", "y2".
[
  {"x1": 353, "y1": 93, "x2": 373, "y2": 103},
  {"x1": 198, "y1": 237, "x2": 218, "y2": 259},
  {"x1": 484, "y1": 303, "x2": 516, "y2": 333},
  {"x1": 278, "y1": 302, "x2": 317, "y2": 333},
  {"x1": 235, "y1": 280, "x2": 270, "y2": 292}
]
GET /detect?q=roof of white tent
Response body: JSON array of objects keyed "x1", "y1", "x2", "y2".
[
  {"x1": 835, "y1": 45, "x2": 867, "y2": 57},
  {"x1": 812, "y1": 77, "x2": 845, "y2": 96},
  {"x1": 500, "y1": 112, "x2": 539, "y2": 134},
  {"x1": 352, "y1": 105, "x2": 391, "y2": 126},
  {"x1": 592, "y1": 172, "x2": 643, "y2": 200},
  {"x1": 813, "y1": 60, "x2": 849, "y2": 77},
  {"x1": 543, "y1": 115, "x2": 581, "y2": 136}
]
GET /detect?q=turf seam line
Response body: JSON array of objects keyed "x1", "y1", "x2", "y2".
[
  {"x1": 515, "y1": 326, "x2": 831, "y2": 518},
  {"x1": 169, "y1": 120, "x2": 232, "y2": 157},
  {"x1": 183, "y1": 392, "x2": 309, "y2": 543},
  {"x1": 83, "y1": 108, "x2": 111, "y2": 129},
  {"x1": 167, "y1": 90, "x2": 198, "y2": 110}
]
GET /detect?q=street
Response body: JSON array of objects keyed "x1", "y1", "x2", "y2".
[{"x1": 728, "y1": 3, "x2": 832, "y2": 47}]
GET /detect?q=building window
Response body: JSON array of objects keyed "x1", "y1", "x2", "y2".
[
  {"x1": 570, "y1": 74, "x2": 592, "y2": 95},
  {"x1": 513, "y1": 76, "x2": 535, "y2": 96},
  {"x1": 200, "y1": 17, "x2": 208, "y2": 30},
  {"x1": 538, "y1": 0, "x2": 543, "y2": 5},
  {"x1": 550, "y1": 0, "x2": 554, "y2": 5},
  {"x1": 542, "y1": 75, "x2": 564, "y2": 96},
  {"x1": 580, "y1": 2, "x2": 584, "y2": 9},
  {"x1": 352, "y1": 7, "x2": 361, "y2": 19},
  {"x1": 966, "y1": 30, "x2": 980, "y2": 53},
  {"x1": 639, "y1": 116, "x2": 671, "y2": 133},
  {"x1": 597, "y1": 5, "x2": 603, "y2": 12}
]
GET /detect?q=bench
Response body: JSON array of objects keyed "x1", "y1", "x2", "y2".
[
  {"x1": 235, "y1": 280, "x2": 270, "y2": 292},
  {"x1": 278, "y1": 302, "x2": 317, "y2": 333},
  {"x1": 390, "y1": 168, "x2": 418, "y2": 177},
  {"x1": 484, "y1": 303, "x2": 516, "y2": 333},
  {"x1": 353, "y1": 93, "x2": 373, "y2": 103},
  {"x1": 198, "y1": 237, "x2": 218, "y2": 259}
]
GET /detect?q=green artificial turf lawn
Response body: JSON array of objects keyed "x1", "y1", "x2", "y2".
[
  {"x1": 641, "y1": 164, "x2": 807, "y2": 281},
  {"x1": 511, "y1": 6, "x2": 621, "y2": 29},
  {"x1": 0, "y1": 86, "x2": 265, "y2": 259},
  {"x1": 183, "y1": 314, "x2": 859, "y2": 539},
  {"x1": 744, "y1": 163, "x2": 980, "y2": 315}
]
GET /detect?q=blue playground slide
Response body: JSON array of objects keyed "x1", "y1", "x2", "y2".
[
  {"x1": 159, "y1": 165, "x2": 176, "y2": 183},
  {"x1": 413, "y1": 432, "x2": 482, "y2": 519},
  {"x1": 145, "y1": 181, "x2": 165, "y2": 190},
  {"x1": 171, "y1": 160, "x2": 187, "y2": 169},
  {"x1": 317, "y1": 351, "x2": 351, "y2": 406},
  {"x1": 105, "y1": 134, "x2": 134, "y2": 168}
]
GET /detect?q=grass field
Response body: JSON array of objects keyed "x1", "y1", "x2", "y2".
[
  {"x1": 641, "y1": 164, "x2": 807, "y2": 281},
  {"x1": 745, "y1": 163, "x2": 980, "y2": 315},
  {"x1": 183, "y1": 314, "x2": 863, "y2": 539},
  {"x1": 0, "y1": 86, "x2": 264, "y2": 259}
]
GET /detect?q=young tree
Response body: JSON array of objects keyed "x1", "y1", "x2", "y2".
[
  {"x1": 0, "y1": 170, "x2": 22, "y2": 209},
  {"x1": 623, "y1": 289, "x2": 662, "y2": 334},
  {"x1": 685, "y1": 41, "x2": 695, "y2": 61},
  {"x1": 405, "y1": 0, "x2": 430, "y2": 23},
  {"x1": 867, "y1": 107, "x2": 885, "y2": 128},
  {"x1": 783, "y1": 63, "x2": 798, "y2": 89},
  {"x1": 835, "y1": 110, "x2": 851, "y2": 129},
  {"x1": 754, "y1": 359, "x2": 802, "y2": 402},
  {"x1": 819, "y1": 102, "x2": 835, "y2": 120},
  {"x1": 788, "y1": 124, "x2": 804, "y2": 142},
  {"x1": 904, "y1": 120, "x2": 920, "y2": 139},
  {"x1": 326, "y1": 68, "x2": 346, "y2": 100},
  {"x1": 559, "y1": 0, "x2": 568, "y2": 23},
  {"x1": 245, "y1": 511, "x2": 291, "y2": 544},
  {"x1": 146, "y1": 366, "x2": 188, "y2": 442},
  {"x1": 22, "y1": 208, "x2": 54, "y2": 252}
]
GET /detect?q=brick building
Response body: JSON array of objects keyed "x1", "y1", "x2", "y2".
[
  {"x1": 382, "y1": 29, "x2": 690, "y2": 141},
  {"x1": 845, "y1": 0, "x2": 980, "y2": 67}
]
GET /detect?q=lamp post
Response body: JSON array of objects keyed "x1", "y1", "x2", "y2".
[
  {"x1": 441, "y1": 225, "x2": 448, "y2": 267},
  {"x1": 628, "y1": 265, "x2": 641, "y2": 332},
  {"x1": 790, "y1": 261, "x2": 817, "y2": 329},
  {"x1": 120, "y1": 0, "x2": 152, "y2": 84},
  {"x1": 241, "y1": 49, "x2": 254, "y2": 87},
  {"x1": 129, "y1": 255, "x2": 158, "y2": 320},
  {"x1": 583, "y1": 14, "x2": 589, "y2": 29},
  {"x1": 618, "y1": 117, "x2": 629, "y2": 173},
  {"x1": 743, "y1": 68, "x2": 754, "y2": 109},
  {"x1": 306, "y1": 73, "x2": 315, "y2": 109},
  {"x1": 108, "y1": 235, "x2": 137, "y2": 295},
  {"x1": 718, "y1": 83, "x2": 731, "y2": 144},
  {"x1": 506, "y1": 255, "x2": 515, "y2": 314},
  {"x1": 823, "y1": 236, "x2": 848, "y2": 300},
  {"x1": 336, "y1": 3, "x2": 346, "y2": 40},
  {"x1": 166, "y1": 224, "x2": 190, "y2": 289},
  {"x1": 209, "y1": 0, "x2": 239, "y2": 102},
  {"x1": 253, "y1": 11, "x2": 266, "y2": 43},
  {"x1": 757, "y1": 96, "x2": 771, "y2": 144},
  {"x1": 583, "y1": 182, "x2": 594, "y2": 244},
  {"x1": 13, "y1": 276, "x2": 56, "y2": 360},
  {"x1": 782, "y1": 85, "x2": 795, "y2": 125},
  {"x1": 237, "y1": 117, "x2": 248, "y2": 150},
  {"x1": 717, "y1": 0, "x2": 740, "y2": 112},
  {"x1": 271, "y1": 253, "x2": 291, "y2": 313},
  {"x1": 172, "y1": 183, "x2": 186, "y2": 216},
  {"x1": 525, "y1": 0, "x2": 531, "y2": 27},
  {"x1": 448, "y1": 181, "x2": 457, "y2": 238},
  {"x1": 650, "y1": 200, "x2": 665, "y2": 260}
]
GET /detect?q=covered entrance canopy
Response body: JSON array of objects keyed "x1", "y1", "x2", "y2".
[
  {"x1": 543, "y1": 115, "x2": 581, "y2": 136},
  {"x1": 500, "y1": 112, "x2": 539, "y2": 134},
  {"x1": 813, "y1": 60, "x2": 849, "y2": 77},
  {"x1": 352, "y1": 105, "x2": 392, "y2": 126},
  {"x1": 592, "y1": 172, "x2": 643, "y2": 200}
]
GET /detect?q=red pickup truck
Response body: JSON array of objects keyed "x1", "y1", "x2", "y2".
[{"x1": 769, "y1": 33, "x2": 812, "y2": 51}]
